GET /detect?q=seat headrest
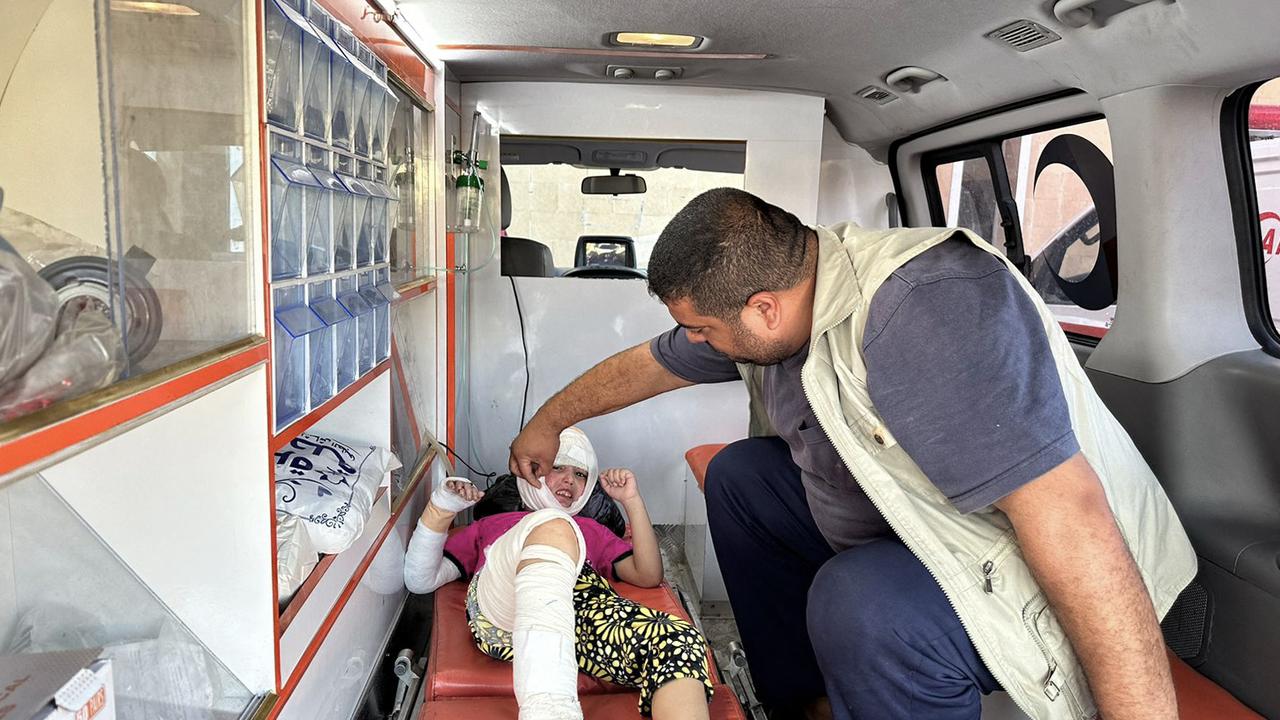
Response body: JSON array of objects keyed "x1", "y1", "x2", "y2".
[
  {"x1": 500, "y1": 168, "x2": 512, "y2": 231},
  {"x1": 501, "y1": 236, "x2": 555, "y2": 277}
]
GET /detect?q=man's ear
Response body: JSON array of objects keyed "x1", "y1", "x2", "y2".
[{"x1": 743, "y1": 291, "x2": 783, "y2": 330}]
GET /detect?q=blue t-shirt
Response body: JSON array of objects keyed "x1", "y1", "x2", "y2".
[{"x1": 650, "y1": 237, "x2": 1079, "y2": 551}]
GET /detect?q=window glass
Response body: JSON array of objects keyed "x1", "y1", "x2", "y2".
[
  {"x1": 1248, "y1": 78, "x2": 1280, "y2": 326},
  {"x1": 503, "y1": 165, "x2": 744, "y2": 270},
  {"x1": 929, "y1": 118, "x2": 1115, "y2": 337},
  {"x1": 0, "y1": 0, "x2": 255, "y2": 426},
  {"x1": 935, "y1": 157, "x2": 1007, "y2": 250}
]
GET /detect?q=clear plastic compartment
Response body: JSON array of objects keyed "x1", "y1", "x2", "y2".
[
  {"x1": 299, "y1": 2, "x2": 332, "y2": 141},
  {"x1": 329, "y1": 23, "x2": 356, "y2": 150},
  {"x1": 1, "y1": 475, "x2": 257, "y2": 718},
  {"x1": 351, "y1": 47, "x2": 373, "y2": 158},
  {"x1": 270, "y1": 135, "x2": 320, "y2": 281},
  {"x1": 357, "y1": 272, "x2": 383, "y2": 373},
  {"x1": 374, "y1": 64, "x2": 397, "y2": 163},
  {"x1": 333, "y1": 153, "x2": 357, "y2": 271},
  {"x1": 371, "y1": 166, "x2": 391, "y2": 264},
  {"x1": 264, "y1": 0, "x2": 303, "y2": 131},
  {"x1": 375, "y1": 267, "x2": 391, "y2": 361},
  {"x1": 307, "y1": 280, "x2": 343, "y2": 407},
  {"x1": 303, "y1": 143, "x2": 332, "y2": 275},
  {"x1": 353, "y1": 162, "x2": 375, "y2": 267},
  {"x1": 274, "y1": 285, "x2": 323, "y2": 428},
  {"x1": 336, "y1": 274, "x2": 373, "y2": 383}
]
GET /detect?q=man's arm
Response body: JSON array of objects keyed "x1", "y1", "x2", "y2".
[
  {"x1": 509, "y1": 342, "x2": 692, "y2": 483},
  {"x1": 995, "y1": 453, "x2": 1176, "y2": 720}
]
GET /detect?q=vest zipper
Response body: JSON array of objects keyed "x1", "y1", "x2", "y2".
[
  {"x1": 798, "y1": 374, "x2": 1040, "y2": 720},
  {"x1": 982, "y1": 561, "x2": 995, "y2": 594}
]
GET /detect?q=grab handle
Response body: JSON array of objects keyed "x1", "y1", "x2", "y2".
[
  {"x1": 1054, "y1": 0, "x2": 1164, "y2": 28},
  {"x1": 885, "y1": 66, "x2": 946, "y2": 94}
]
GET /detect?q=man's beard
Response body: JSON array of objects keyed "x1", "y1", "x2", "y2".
[{"x1": 722, "y1": 319, "x2": 796, "y2": 366}]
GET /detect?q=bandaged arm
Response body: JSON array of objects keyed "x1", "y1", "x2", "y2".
[{"x1": 403, "y1": 480, "x2": 477, "y2": 593}]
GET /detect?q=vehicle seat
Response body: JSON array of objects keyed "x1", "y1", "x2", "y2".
[{"x1": 499, "y1": 168, "x2": 555, "y2": 277}]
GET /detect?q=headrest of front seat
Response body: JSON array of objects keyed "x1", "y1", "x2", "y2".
[
  {"x1": 501, "y1": 236, "x2": 555, "y2": 277},
  {"x1": 500, "y1": 167, "x2": 512, "y2": 231}
]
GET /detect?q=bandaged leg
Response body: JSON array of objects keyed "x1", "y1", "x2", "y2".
[
  {"x1": 474, "y1": 509, "x2": 586, "y2": 720},
  {"x1": 513, "y1": 544, "x2": 581, "y2": 720}
]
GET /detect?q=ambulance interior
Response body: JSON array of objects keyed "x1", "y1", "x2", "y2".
[{"x1": 1, "y1": 0, "x2": 1279, "y2": 718}]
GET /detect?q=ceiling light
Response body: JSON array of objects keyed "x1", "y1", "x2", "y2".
[
  {"x1": 610, "y1": 32, "x2": 702, "y2": 49},
  {"x1": 110, "y1": 1, "x2": 200, "y2": 16}
]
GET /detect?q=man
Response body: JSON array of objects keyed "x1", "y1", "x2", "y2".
[{"x1": 509, "y1": 188, "x2": 1196, "y2": 720}]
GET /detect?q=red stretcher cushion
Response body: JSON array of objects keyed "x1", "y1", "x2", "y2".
[
  {"x1": 1168, "y1": 649, "x2": 1262, "y2": 718},
  {"x1": 685, "y1": 444, "x2": 728, "y2": 493},
  {"x1": 421, "y1": 684, "x2": 747, "y2": 720},
  {"x1": 425, "y1": 578, "x2": 716, "y2": 701}
]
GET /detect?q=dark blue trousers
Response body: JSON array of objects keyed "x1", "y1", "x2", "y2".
[{"x1": 705, "y1": 438, "x2": 1000, "y2": 720}]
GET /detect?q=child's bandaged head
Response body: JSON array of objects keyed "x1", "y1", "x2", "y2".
[{"x1": 518, "y1": 426, "x2": 598, "y2": 515}]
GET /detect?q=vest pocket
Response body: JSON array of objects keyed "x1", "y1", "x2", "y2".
[{"x1": 1022, "y1": 593, "x2": 1087, "y2": 717}]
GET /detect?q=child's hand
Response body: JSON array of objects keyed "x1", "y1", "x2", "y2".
[
  {"x1": 600, "y1": 468, "x2": 639, "y2": 504},
  {"x1": 446, "y1": 478, "x2": 484, "y2": 503},
  {"x1": 429, "y1": 477, "x2": 484, "y2": 514}
]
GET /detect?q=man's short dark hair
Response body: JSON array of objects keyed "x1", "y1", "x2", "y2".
[{"x1": 647, "y1": 188, "x2": 812, "y2": 319}]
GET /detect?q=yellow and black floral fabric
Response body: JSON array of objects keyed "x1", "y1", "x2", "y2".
[{"x1": 465, "y1": 564, "x2": 713, "y2": 715}]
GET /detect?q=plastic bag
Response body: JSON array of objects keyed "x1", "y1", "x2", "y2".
[
  {"x1": 0, "y1": 296, "x2": 125, "y2": 421},
  {"x1": 274, "y1": 433, "x2": 402, "y2": 554},
  {"x1": 0, "y1": 240, "x2": 59, "y2": 387}
]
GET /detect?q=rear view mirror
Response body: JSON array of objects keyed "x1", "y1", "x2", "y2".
[{"x1": 581, "y1": 173, "x2": 646, "y2": 195}]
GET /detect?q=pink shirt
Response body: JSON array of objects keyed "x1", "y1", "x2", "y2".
[{"x1": 444, "y1": 512, "x2": 634, "y2": 581}]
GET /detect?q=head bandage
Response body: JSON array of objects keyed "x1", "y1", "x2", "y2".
[{"x1": 518, "y1": 427, "x2": 598, "y2": 515}]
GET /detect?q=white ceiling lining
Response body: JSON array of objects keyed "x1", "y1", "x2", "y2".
[{"x1": 399, "y1": 0, "x2": 1280, "y2": 153}]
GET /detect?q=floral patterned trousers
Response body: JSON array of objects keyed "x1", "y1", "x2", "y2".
[{"x1": 465, "y1": 563, "x2": 713, "y2": 715}]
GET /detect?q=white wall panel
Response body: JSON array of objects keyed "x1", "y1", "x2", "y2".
[
  {"x1": 456, "y1": 82, "x2": 824, "y2": 522},
  {"x1": 817, "y1": 118, "x2": 895, "y2": 229},
  {"x1": 41, "y1": 368, "x2": 275, "y2": 692}
]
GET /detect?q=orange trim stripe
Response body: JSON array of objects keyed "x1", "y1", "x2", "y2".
[
  {"x1": 0, "y1": 343, "x2": 268, "y2": 479},
  {"x1": 270, "y1": 361, "x2": 391, "y2": 453},
  {"x1": 394, "y1": 278, "x2": 437, "y2": 304}
]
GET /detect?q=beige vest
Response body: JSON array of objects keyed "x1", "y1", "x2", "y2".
[{"x1": 737, "y1": 222, "x2": 1197, "y2": 720}]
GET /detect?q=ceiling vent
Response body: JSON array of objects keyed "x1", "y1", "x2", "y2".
[
  {"x1": 986, "y1": 20, "x2": 1062, "y2": 52},
  {"x1": 856, "y1": 85, "x2": 898, "y2": 106}
]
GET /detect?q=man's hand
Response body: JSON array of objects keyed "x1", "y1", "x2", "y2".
[
  {"x1": 509, "y1": 417, "x2": 561, "y2": 487},
  {"x1": 600, "y1": 468, "x2": 640, "y2": 504},
  {"x1": 508, "y1": 342, "x2": 692, "y2": 487},
  {"x1": 995, "y1": 452, "x2": 1176, "y2": 720}
]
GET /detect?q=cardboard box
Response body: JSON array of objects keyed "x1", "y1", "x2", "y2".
[{"x1": 0, "y1": 649, "x2": 114, "y2": 720}]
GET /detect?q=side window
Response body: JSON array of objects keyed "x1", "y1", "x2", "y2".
[
  {"x1": 927, "y1": 118, "x2": 1116, "y2": 338},
  {"x1": 1247, "y1": 78, "x2": 1280, "y2": 326}
]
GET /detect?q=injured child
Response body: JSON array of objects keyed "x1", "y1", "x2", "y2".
[{"x1": 404, "y1": 427, "x2": 713, "y2": 720}]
